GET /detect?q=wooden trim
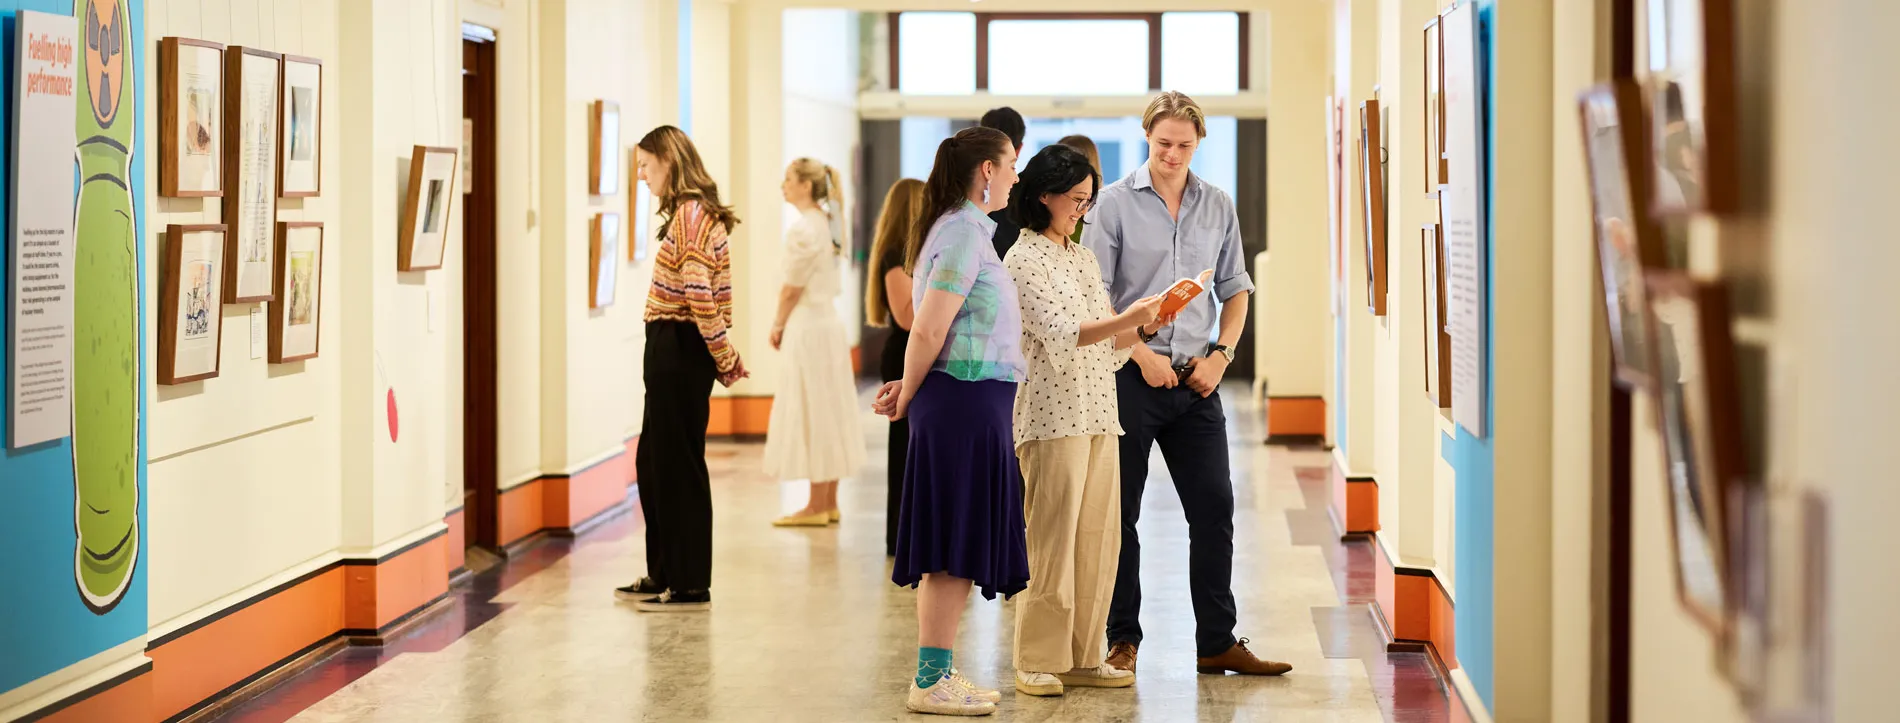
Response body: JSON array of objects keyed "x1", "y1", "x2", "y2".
[
  {"x1": 589, "y1": 100, "x2": 619, "y2": 196},
  {"x1": 158, "y1": 37, "x2": 225, "y2": 198},
  {"x1": 222, "y1": 47, "x2": 283, "y2": 303},
  {"x1": 589, "y1": 213, "x2": 620, "y2": 308},
  {"x1": 1359, "y1": 98, "x2": 1388, "y2": 317},
  {"x1": 157, "y1": 224, "x2": 229, "y2": 385},
  {"x1": 1146, "y1": 13, "x2": 1162, "y2": 91},
  {"x1": 397, "y1": 145, "x2": 460, "y2": 272},
  {"x1": 887, "y1": 12, "x2": 901, "y2": 91},
  {"x1": 974, "y1": 13, "x2": 989, "y2": 91},
  {"x1": 268, "y1": 222, "x2": 323, "y2": 363},
  {"x1": 1236, "y1": 12, "x2": 1250, "y2": 91},
  {"x1": 463, "y1": 35, "x2": 501, "y2": 552},
  {"x1": 1608, "y1": 382, "x2": 1633, "y2": 721},
  {"x1": 276, "y1": 54, "x2": 322, "y2": 198}
]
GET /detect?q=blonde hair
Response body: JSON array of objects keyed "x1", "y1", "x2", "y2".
[
  {"x1": 789, "y1": 157, "x2": 845, "y2": 254},
  {"x1": 865, "y1": 178, "x2": 925, "y2": 327},
  {"x1": 636, "y1": 125, "x2": 741, "y2": 240},
  {"x1": 1141, "y1": 91, "x2": 1208, "y2": 139},
  {"x1": 1057, "y1": 134, "x2": 1102, "y2": 176}
]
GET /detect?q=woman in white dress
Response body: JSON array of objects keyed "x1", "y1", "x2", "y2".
[{"x1": 766, "y1": 157, "x2": 868, "y2": 526}]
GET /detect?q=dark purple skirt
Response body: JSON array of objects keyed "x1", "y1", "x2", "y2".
[{"x1": 891, "y1": 372, "x2": 1030, "y2": 600}]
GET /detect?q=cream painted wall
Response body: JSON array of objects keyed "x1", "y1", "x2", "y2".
[
  {"x1": 143, "y1": 0, "x2": 346, "y2": 627},
  {"x1": 780, "y1": 9, "x2": 862, "y2": 349},
  {"x1": 726, "y1": 1, "x2": 780, "y2": 398},
  {"x1": 1338, "y1": 0, "x2": 1378, "y2": 478},
  {"x1": 1257, "y1": 2, "x2": 1329, "y2": 402}
]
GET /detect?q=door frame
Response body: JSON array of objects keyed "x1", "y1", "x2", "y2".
[{"x1": 461, "y1": 23, "x2": 501, "y2": 554}]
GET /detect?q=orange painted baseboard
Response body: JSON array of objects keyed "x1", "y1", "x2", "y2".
[
  {"x1": 1394, "y1": 567, "x2": 1457, "y2": 665},
  {"x1": 443, "y1": 508, "x2": 466, "y2": 576},
  {"x1": 707, "y1": 396, "x2": 772, "y2": 437},
  {"x1": 499, "y1": 448, "x2": 639, "y2": 547},
  {"x1": 850, "y1": 346, "x2": 861, "y2": 376},
  {"x1": 1345, "y1": 478, "x2": 1380, "y2": 533},
  {"x1": 34, "y1": 664, "x2": 153, "y2": 723},
  {"x1": 625, "y1": 435, "x2": 640, "y2": 488},
  {"x1": 1267, "y1": 395, "x2": 1326, "y2": 437}
]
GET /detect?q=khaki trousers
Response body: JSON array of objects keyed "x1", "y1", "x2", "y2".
[{"x1": 1013, "y1": 434, "x2": 1122, "y2": 672}]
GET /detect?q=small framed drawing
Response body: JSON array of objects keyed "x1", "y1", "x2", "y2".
[
  {"x1": 1421, "y1": 18, "x2": 1442, "y2": 194},
  {"x1": 1421, "y1": 224, "x2": 1451, "y2": 408},
  {"x1": 278, "y1": 54, "x2": 322, "y2": 197},
  {"x1": 271, "y1": 222, "x2": 323, "y2": 362},
  {"x1": 1579, "y1": 80, "x2": 1667, "y2": 389},
  {"x1": 1643, "y1": 0, "x2": 1737, "y2": 215},
  {"x1": 1358, "y1": 98, "x2": 1387, "y2": 317},
  {"x1": 1644, "y1": 271, "x2": 1746, "y2": 637},
  {"x1": 159, "y1": 37, "x2": 224, "y2": 197},
  {"x1": 399, "y1": 145, "x2": 460, "y2": 271},
  {"x1": 629, "y1": 170, "x2": 653, "y2": 262},
  {"x1": 159, "y1": 225, "x2": 227, "y2": 385},
  {"x1": 223, "y1": 46, "x2": 282, "y2": 303},
  {"x1": 590, "y1": 100, "x2": 620, "y2": 196},
  {"x1": 590, "y1": 212, "x2": 620, "y2": 308}
]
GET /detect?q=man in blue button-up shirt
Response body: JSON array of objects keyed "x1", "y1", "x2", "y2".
[{"x1": 1083, "y1": 92, "x2": 1290, "y2": 678}]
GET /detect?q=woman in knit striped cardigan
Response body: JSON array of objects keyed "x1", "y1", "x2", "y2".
[{"x1": 615, "y1": 125, "x2": 746, "y2": 613}]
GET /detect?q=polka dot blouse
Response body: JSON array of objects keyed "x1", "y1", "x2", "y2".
[{"x1": 1002, "y1": 229, "x2": 1133, "y2": 447}]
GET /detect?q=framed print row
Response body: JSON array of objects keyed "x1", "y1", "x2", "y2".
[
  {"x1": 160, "y1": 38, "x2": 321, "y2": 199},
  {"x1": 159, "y1": 222, "x2": 324, "y2": 384}
]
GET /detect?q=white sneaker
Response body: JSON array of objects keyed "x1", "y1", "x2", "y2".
[
  {"x1": 948, "y1": 669, "x2": 1002, "y2": 703},
  {"x1": 1056, "y1": 663, "x2": 1135, "y2": 689},
  {"x1": 907, "y1": 677, "x2": 997, "y2": 716},
  {"x1": 1014, "y1": 670, "x2": 1064, "y2": 697}
]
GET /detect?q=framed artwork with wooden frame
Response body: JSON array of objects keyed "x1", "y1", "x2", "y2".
[
  {"x1": 1421, "y1": 223, "x2": 1452, "y2": 409},
  {"x1": 628, "y1": 163, "x2": 653, "y2": 263},
  {"x1": 278, "y1": 54, "x2": 323, "y2": 197},
  {"x1": 1359, "y1": 98, "x2": 1387, "y2": 317},
  {"x1": 223, "y1": 46, "x2": 282, "y2": 303},
  {"x1": 1580, "y1": 79, "x2": 1667, "y2": 389},
  {"x1": 271, "y1": 222, "x2": 324, "y2": 363},
  {"x1": 159, "y1": 37, "x2": 224, "y2": 197},
  {"x1": 1644, "y1": 271, "x2": 1746, "y2": 637},
  {"x1": 589, "y1": 213, "x2": 621, "y2": 308},
  {"x1": 158, "y1": 225, "x2": 228, "y2": 385},
  {"x1": 590, "y1": 100, "x2": 621, "y2": 196},
  {"x1": 399, "y1": 145, "x2": 461, "y2": 271},
  {"x1": 1642, "y1": 0, "x2": 1737, "y2": 215},
  {"x1": 1422, "y1": 18, "x2": 1446, "y2": 194}
]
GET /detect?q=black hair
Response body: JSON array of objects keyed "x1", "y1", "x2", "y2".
[
  {"x1": 979, "y1": 107, "x2": 1026, "y2": 150},
  {"x1": 908, "y1": 126, "x2": 1013, "y2": 269},
  {"x1": 1008, "y1": 144, "x2": 1100, "y2": 234}
]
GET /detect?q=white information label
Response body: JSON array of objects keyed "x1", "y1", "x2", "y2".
[
  {"x1": 1441, "y1": 4, "x2": 1486, "y2": 438},
  {"x1": 250, "y1": 305, "x2": 265, "y2": 359},
  {"x1": 8, "y1": 11, "x2": 78, "y2": 449}
]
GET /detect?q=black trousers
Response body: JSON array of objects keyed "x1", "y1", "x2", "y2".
[
  {"x1": 1106, "y1": 362, "x2": 1239, "y2": 658},
  {"x1": 637, "y1": 321, "x2": 717, "y2": 592}
]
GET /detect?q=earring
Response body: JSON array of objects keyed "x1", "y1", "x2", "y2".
[{"x1": 982, "y1": 185, "x2": 991, "y2": 206}]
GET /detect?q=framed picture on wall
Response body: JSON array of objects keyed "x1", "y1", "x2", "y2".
[
  {"x1": 159, "y1": 225, "x2": 227, "y2": 385},
  {"x1": 271, "y1": 222, "x2": 323, "y2": 363},
  {"x1": 1421, "y1": 223, "x2": 1452, "y2": 409},
  {"x1": 629, "y1": 168, "x2": 653, "y2": 263},
  {"x1": 1422, "y1": 18, "x2": 1443, "y2": 194},
  {"x1": 1645, "y1": 271, "x2": 1747, "y2": 637},
  {"x1": 1359, "y1": 98, "x2": 1387, "y2": 317},
  {"x1": 590, "y1": 100, "x2": 620, "y2": 196},
  {"x1": 159, "y1": 37, "x2": 224, "y2": 197},
  {"x1": 223, "y1": 46, "x2": 282, "y2": 302},
  {"x1": 590, "y1": 212, "x2": 620, "y2": 308},
  {"x1": 399, "y1": 145, "x2": 460, "y2": 271},
  {"x1": 278, "y1": 54, "x2": 322, "y2": 197},
  {"x1": 1580, "y1": 80, "x2": 1667, "y2": 389},
  {"x1": 1642, "y1": 0, "x2": 1737, "y2": 215}
]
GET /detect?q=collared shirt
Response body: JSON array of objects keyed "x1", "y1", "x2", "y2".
[
  {"x1": 1004, "y1": 229, "x2": 1130, "y2": 446},
  {"x1": 912, "y1": 201, "x2": 1025, "y2": 383},
  {"x1": 1083, "y1": 164, "x2": 1256, "y2": 366}
]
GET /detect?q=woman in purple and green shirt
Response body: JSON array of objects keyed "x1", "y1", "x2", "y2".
[{"x1": 871, "y1": 125, "x2": 1027, "y2": 717}]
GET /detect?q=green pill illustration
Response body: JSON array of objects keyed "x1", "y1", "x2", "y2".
[{"x1": 71, "y1": 0, "x2": 138, "y2": 614}]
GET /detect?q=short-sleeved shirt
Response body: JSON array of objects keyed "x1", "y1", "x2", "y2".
[
  {"x1": 1004, "y1": 229, "x2": 1130, "y2": 446},
  {"x1": 912, "y1": 201, "x2": 1025, "y2": 382},
  {"x1": 1083, "y1": 164, "x2": 1256, "y2": 366}
]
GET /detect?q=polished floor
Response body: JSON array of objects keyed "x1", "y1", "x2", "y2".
[{"x1": 208, "y1": 384, "x2": 1466, "y2": 722}]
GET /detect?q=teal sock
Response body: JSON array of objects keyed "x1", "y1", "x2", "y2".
[{"x1": 915, "y1": 647, "x2": 953, "y2": 688}]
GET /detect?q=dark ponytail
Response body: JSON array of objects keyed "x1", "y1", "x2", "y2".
[{"x1": 906, "y1": 126, "x2": 1011, "y2": 271}]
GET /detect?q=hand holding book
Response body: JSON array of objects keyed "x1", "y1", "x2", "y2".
[{"x1": 1157, "y1": 269, "x2": 1216, "y2": 318}]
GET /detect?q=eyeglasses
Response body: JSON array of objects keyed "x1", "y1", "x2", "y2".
[{"x1": 1069, "y1": 195, "x2": 1095, "y2": 213}]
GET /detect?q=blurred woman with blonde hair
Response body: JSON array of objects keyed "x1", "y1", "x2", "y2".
[{"x1": 865, "y1": 178, "x2": 927, "y2": 554}]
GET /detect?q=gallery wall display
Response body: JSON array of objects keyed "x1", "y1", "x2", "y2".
[
  {"x1": 1421, "y1": 223, "x2": 1451, "y2": 410},
  {"x1": 1359, "y1": 98, "x2": 1387, "y2": 318},
  {"x1": 158, "y1": 37, "x2": 222, "y2": 197},
  {"x1": 9, "y1": 9, "x2": 80, "y2": 449},
  {"x1": 159, "y1": 225, "x2": 227, "y2": 385},
  {"x1": 590, "y1": 212, "x2": 620, "y2": 308},
  {"x1": 271, "y1": 222, "x2": 322, "y2": 362},
  {"x1": 399, "y1": 145, "x2": 460, "y2": 271},
  {"x1": 1422, "y1": 17, "x2": 1446, "y2": 194},
  {"x1": 1641, "y1": 0, "x2": 1737, "y2": 215},
  {"x1": 1440, "y1": 2, "x2": 1486, "y2": 437},
  {"x1": 1645, "y1": 271, "x2": 1747, "y2": 638},
  {"x1": 1579, "y1": 79, "x2": 1667, "y2": 389},
  {"x1": 590, "y1": 100, "x2": 620, "y2": 196},
  {"x1": 278, "y1": 54, "x2": 322, "y2": 197},
  {"x1": 629, "y1": 172, "x2": 652, "y2": 262},
  {"x1": 223, "y1": 46, "x2": 282, "y2": 303}
]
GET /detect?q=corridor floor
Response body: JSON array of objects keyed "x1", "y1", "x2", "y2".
[{"x1": 209, "y1": 386, "x2": 1465, "y2": 722}]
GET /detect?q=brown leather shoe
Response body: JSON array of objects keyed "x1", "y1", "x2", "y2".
[
  {"x1": 1196, "y1": 638, "x2": 1292, "y2": 676},
  {"x1": 1106, "y1": 641, "x2": 1138, "y2": 674}
]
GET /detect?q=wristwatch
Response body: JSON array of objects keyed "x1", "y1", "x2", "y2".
[
  {"x1": 1138, "y1": 326, "x2": 1160, "y2": 343},
  {"x1": 1210, "y1": 344, "x2": 1236, "y2": 363}
]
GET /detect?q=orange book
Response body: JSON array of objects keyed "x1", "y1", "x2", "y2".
[{"x1": 1158, "y1": 270, "x2": 1215, "y2": 317}]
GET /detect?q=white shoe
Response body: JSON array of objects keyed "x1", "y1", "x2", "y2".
[
  {"x1": 948, "y1": 669, "x2": 1002, "y2": 703},
  {"x1": 1014, "y1": 670, "x2": 1063, "y2": 697},
  {"x1": 907, "y1": 677, "x2": 997, "y2": 716},
  {"x1": 1056, "y1": 663, "x2": 1135, "y2": 689}
]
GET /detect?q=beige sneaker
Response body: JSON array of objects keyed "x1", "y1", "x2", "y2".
[
  {"x1": 948, "y1": 669, "x2": 1001, "y2": 703},
  {"x1": 1056, "y1": 663, "x2": 1135, "y2": 688},
  {"x1": 1014, "y1": 670, "x2": 1063, "y2": 697},
  {"x1": 907, "y1": 676, "x2": 996, "y2": 716}
]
